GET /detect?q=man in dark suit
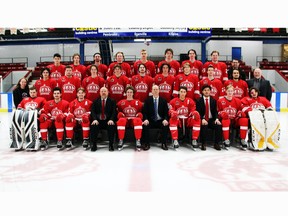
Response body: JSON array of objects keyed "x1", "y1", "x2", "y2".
[
  {"x1": 227, "y1": 59, "x2": 246, "y2": 80},
  {"x1": 142, "y1": 84, "x2": 170, "y2": 150},
  {"x1": 247, "y1": 68, "x2": 272, "y2": 101},
  {"x1": 196, "y1": 84, "x2": 222, "y2": 151},
  {"x1": 90, "y1": 87, "x2": 117, "y2": 151}
]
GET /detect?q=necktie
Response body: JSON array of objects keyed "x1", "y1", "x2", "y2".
[
  {"x1": 205, "y1": 98, "x2": 209, "y2": 121},
  {"x1": 101, "y1": 99, "x2": 105, "y2": 120},
  {"x1": 154, "y1": 98, "x2": 158, "y2": 121}
]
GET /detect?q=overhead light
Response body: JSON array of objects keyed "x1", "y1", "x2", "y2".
[{"x1": 134, "y1": 38, "x2": 151, "y2": 42}]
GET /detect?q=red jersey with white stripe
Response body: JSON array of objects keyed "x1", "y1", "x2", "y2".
[
  {"x1": 82, "y1": 76, "x2": 105, "y2": 101},
  {"x1": 173, "y1": 73, "x2": 200, "y2": 101},
  {"x1": 180, "y1": 60, "x2": 203, "y2": 78},
  {"x1": 199, "y1": 78, "x2": 224, "y2": 100},
  {"x1": 117, "y1": 99, "x2": 143, "y2": 118},
  {"x1": 42, "y1": 99, "x2": 70, "y2": 119},
  {"x1": 34, "y1": 78, "x2": 57, "y2": 101},
  {"x1": 153, "y1": 74, "x2": 175, "y2": 102},
  {"x1": 223, "y1": 79, "x2": 249, "y2": 99},
  {"x1": 69, "y1": 98, "x2": 93, "y2": 120},
  {"x1": 18, "y1": 97, "x2": 46, "y2": 110},
  {"x1": 107, "y1": 62, "x2": 132, "y2": 78},
  {"x1": 169, "y1": 97, "x2": 196, "y2": 117},
  {"x1": 157, "y1": 60, "x2": 180, "y2": 76},
  {"x1": 217, "y1": 96, "x2": 242, "y2": 119},
  {"x1": 133, "y1": 60, "x2": 156, "y2": 77},
  {"x1": 106, "y1": 74, "x2": 131, "y2": 103},
  {"x1": 86, "y1": 64, "x2": 108, "y2": 79},
  {"x1": 202, "y1": 61, "x2": 228, "y2": 83},
  {"x1": 70, "y1": 64, "x2": 87, "y2": 81},
  {"x1": 131, "y1": 74, "x2": 154, "y2": 102},
  {"x1": 47, "y1": 64, "x2": 66, "y2": 81},
  {"x1": 241, "y1": 96, "x2": 272, "y2": 110},
  {"x1": 57, "y1": 76, "x2": 81, "y2": 102}
]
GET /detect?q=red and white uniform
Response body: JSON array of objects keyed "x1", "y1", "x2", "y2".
[
  {"x1": 173, "y1": 73, "x2": 200, "y2": 101},
  {"x1": 107, "y1": 62, "x2": 132, "y2": 78},
  {"x1": 224, "y1": 79, "x2": 249, "y2": 99},
  {"x1": 133, "y1": 60, "x2": 156, "y2": 77},
  {"x1": 39, "y1": 99, "x2": 70, "y2": 142},
  {"x1": 180, "y1": 60, "x2": 203, "y2": 78},
  {"x1": 199, "y1": 78, "x2": 224, "y2": 100},
  {"x1": 241, "y1": 96, "x2": 273, "y2": 113},
  {"x1": 157, "y1": 60, "x2": 180, "y2": 76},
  {"x1": 116, "y1": 99, "x2": 143, "y2": 140},
  {"x1": 153, "y1": 74, "x2": 175, "y2": 103},
  {"x1": 70, "y1": 64, "x2": 87, "y2": 81},
  {"x1": 34, "y1": 78, "x2": 57, "y2": 101},
  {"x1": 168, "y1": 97, "x2": 201, "y2": 141},
  {"x1": 47, "y1": 64, "x2": 66, "y2": 81},
  {"x1": 57, "y1": 76, "x2": 81, "y2": 102},
  {"x1": 65, "y1": 98, "x2": 93, "y2": 140},
  {"x1": 106, "y1": 75, "x2": 131, "y2": 103},
  {"x1": 202, "y1": 61, "x2": 228, "y2": 83},
  {"x1": 131, "y1": 74, "x2": 154, "y2": 103},
  {"x1": 217, "y1": 97, "x2": 248, "y2": 141},
  {"x1": 82, "y1": 76, "x2": 105, "y2": 101},
  {"x1": 18, "y1": 96, "x2": 46, "y2": 110},
  {"x1": 86, "y1": 63, "x2": 108, "y2": 79}
]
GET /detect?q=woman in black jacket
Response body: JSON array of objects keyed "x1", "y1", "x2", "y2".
[{"x1": 12, "y1": 77, "x2": 30, "y2": 108}]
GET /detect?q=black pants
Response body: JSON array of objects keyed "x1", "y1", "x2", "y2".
[
  {"x1": 200, "y1": 119, "x2": 222, "y2": 144},
  {"x1": 142, "y1": 119, "x2": 169, "y2": 145},
  {"x1": 90, "y1": 120, "x2": 116, "y2": 145}
]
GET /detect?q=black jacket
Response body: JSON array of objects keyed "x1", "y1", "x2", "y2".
[
  {"x1": 143, "y1": 96, "x2": 169, "y2": 122},
  {"x1": 196, "y1": 96, "x2": 218, "y2": 120},
  {"x1": 247, "y1": 78, "x2": 272, "y2": 101},
  {"x1": 91, "y1": 97, "x2": 117, "y2": 122}
]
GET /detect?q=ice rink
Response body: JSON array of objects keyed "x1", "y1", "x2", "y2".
[{"x1": 0, "y1": 111, "x2": 287, "y2": 216}]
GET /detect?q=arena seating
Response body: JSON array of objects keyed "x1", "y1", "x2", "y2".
[{"x1": 0, "y1": 63, "x2": 26, "y2": 78}]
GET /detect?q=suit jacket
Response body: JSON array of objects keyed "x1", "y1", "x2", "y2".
[
  {"x1": 143, "y1": 96, "x2": 169, "y2": 122},
  {"x1": 247, "y1": 78, "x2": 272, "y2": 101},
  {"x1": 196, "y1": 96, "x2": 218, "y2": 121},
  {"x1": 91, "y1": 97, "x2": 117, "y2": 122}
]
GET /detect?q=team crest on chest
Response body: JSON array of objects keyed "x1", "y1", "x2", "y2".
[
  {"x1": 39, "y1": 85, "x2": 51, "y2": 95},
  {"x1": 63, "y1": 83, "x2": 76, "y2": 93},
  {"x1": 111, "y1": 83, "x2": 124, "y2": 94},
  {"x1": 135, "y1": 82, "x2": 148, "y2": 92},
  {"x1": 87, "y1": 83, "x2": 100, "y2": 93}
]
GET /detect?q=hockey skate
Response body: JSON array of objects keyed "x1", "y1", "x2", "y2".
[
  {"x1": 240, "y1": 139, "x2": 248, "y2": 151},
  {"x1": 57, "y1": 140, "x2": 65, "y2": 150},
  {"x1": 136, "y1": 139, "x2": 141, "y2": 151},
  {"x1": 65, "y1": 139, "x2": 75, "y2": 151},
  {"x1": 118, "y1": 140, "x2": 124, "y2": 151},
  {"x1": 82, "y1": 139, "x2": 90, "y2": 150},
  {"x1": 191, "y1": 139, "x2": 198, "y2": 151},
  {"x1": 223, "y1": 139, "x2": 231, "y2": 150},
  {"x1": 173, "y1": 139, "x2": 179, "y2": 149},
  {"x1": 39, "y1": 140, "x2": 49, "y2": 151}
]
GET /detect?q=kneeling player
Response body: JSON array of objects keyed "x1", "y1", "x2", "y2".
[
  {"x1": 65, "y1": 87, "x2": 93, "y2": 149},
  {"x1": 241, "y1": 87, "x2": 280, "y2": 151}
]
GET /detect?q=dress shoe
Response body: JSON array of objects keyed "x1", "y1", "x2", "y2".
[
  {"x1": 161, "y1": 143, "x2": 168, "y2": 151},
  {"x1": 109, "y1": 144, "x2": 114, "y2": 152},
  {"x1": 143, "y1": 143, "x2": 150, "y2": 151},
  {"x1": 214, "y1": 143, "x2": 221, "y2": 151},
  {"x1": 201, "y1": 144, "x2": 206, "y2": 151},
  {"x1": 91, "y1": 143, "x2": 97, "y2": 152}
]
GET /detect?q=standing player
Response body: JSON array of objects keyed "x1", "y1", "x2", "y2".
[
  {"x1": 34, "y1": 67, "x2": 57, "y2": 101},
  {"x1": 106, "y1": 64, "x2": 131, "y2": 103},
  {"x1": 47, "y1": 53, "x2": 66, "y2": 82},
  {"x1": 65, "y1": 87, "x2": 93, "y2": 150},
  {"x1": 180, "y1": 49, "x2": 203, "y2": 79},
  {"x1": 173, "y1": 62, "x2": 200, "y2": 101},
  {"x1": 157, "y1": 48, "x2": 180, "y2": 76},
  {"x1": 70, "y1": 53, "x2": 87, "y2": 81},
  {"x1": 202, "y1": 50, "x2": 228, "y2": 83},
  {"x1": 82, "y1": 64, "x2": 105, "y2": 102},
  {"x1": 223, "y1": 69, "x2": 249, "y2": 99},
  {"x1": 217, "y1": 85, "x2": 249, "y2": 150},
  {"x1": 168, "y1": 86, "x2": 201, "y2": 150},
  {"x1": 154, "y1": 63, "x2": 175, "y2": 103},
  {"x1": 116, "y1": 86, "x2": 143, "y2": 151},
  {"x1": 199, "y1": 65, "x2": 224, "y2": 101},
  {"x1": 38, "y1": 87, "x2": 70, "y2": 150},
  {"x1": 86, "y1": 52, "x2": 108, "y2": 79},
  {"x1": 57, "y1": 65, "x2": 81, "y2": 102},
  {"x1": 107, "y1": 51, "x2": 132, "y2": 78},
  {"x1": 131, "y1": 63, "x2": 154, "y2": 103},
  {"x1": 133, "y1": 49, "x2": 156, "y2": 77}
]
